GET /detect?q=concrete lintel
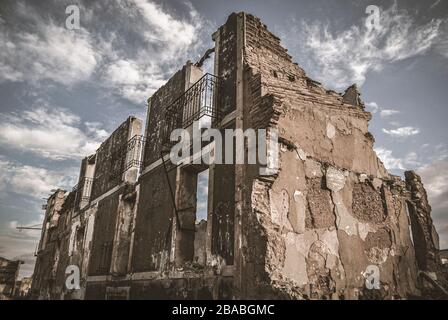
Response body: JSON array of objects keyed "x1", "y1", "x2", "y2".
[{"x1": 219, "y1": 110, "x2": 237, "y2": 128}]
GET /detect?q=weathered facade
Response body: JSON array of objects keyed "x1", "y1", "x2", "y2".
[
  {"x1": 31, "y1": 13, "x2": 446, "y2": 300},
  {"x1": 13, "y1": 277, "x2": 32, "y2": 299}
]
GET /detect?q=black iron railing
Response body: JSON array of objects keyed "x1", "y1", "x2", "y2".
[
  {"x1": 79, "y1": 177, "x2": 93, "y2": 202},
  {"x1": 74, "y1": 177, "x2": 94, "y2": 210},
  {"x1": 123, "y1": 135, "x2": 145, "y2": 172},
  {"x1": 162, "y1": 73, "x2": 221, "y2": 147},
  {"x1": 108, "y1": 135, "x2": 146, "y2": 182}
]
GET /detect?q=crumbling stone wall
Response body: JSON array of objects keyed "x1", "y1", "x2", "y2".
[
  {"x1": 209, "y1": 156, "x2": 235, "y2": 266},
  {"x1": 0, "y1": 257, "x2": 22, "y2": 300},
  {"x1": 144, "y1": 62, "x2": 202, "y2": 165},
  {"x1": 14, "y1": 277, "x2": 32, "y2": 299},
  {"x1": 88, "y1": 190, "x2": 121, "y2": 276},
  {"x1": 131, "y1": 167, "x2": 176, "y2": 272},
  {"x1": 74, "y1": 155, "x2": 96, "y2": 211},
  {"x1": 219, "y1": 13, "x2": 421, "y2": 299},
  {"x1": 32, "y1": 117, "x2": 142, "y2": 299},
  {"x1": 405, "y1": 171, "x2": 441, "y2": 272},
  {"x1": 91, "y1": 116, "x2": 142, "y2": 200},
  {"x1": 31, "y1": 189, "x2": 69, "y2": 299},
  {"x1": 87, "y1": 117, "x2": 142, "y2": 276},
  {"x1": 214, "y1": 14, "x2": 238, "y2": 117}
]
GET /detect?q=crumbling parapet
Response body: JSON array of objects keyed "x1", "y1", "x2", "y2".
[
  {"x1": 74, "y1": 154, "x2": 96, "y2": 211},
  {"x1": 342, "y1": 84, "x2": 365, "y2": 109},
  {"x1": 224, "y1": 12, "x2": 420, "y2": 299},
  {"x1": 110, "y1": 183, "x2": 138, "y2": 275},
  {"x1": 405, "y1": 171, "x2": 441, "y2": 272}
]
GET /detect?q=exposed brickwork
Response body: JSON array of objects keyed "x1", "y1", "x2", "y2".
[
  {"x1": 352, "y1": 182, "x2": 387, "y2": 223},
  {"x1": 305, "y1": 178, "x2": 335, "y2": 229}
]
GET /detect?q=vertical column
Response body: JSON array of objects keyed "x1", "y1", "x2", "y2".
[
  {"x1": 233, "y1": 12, "x2": 246, "y2": 299},
  {"x1": 170, "y1": 63, "x2": 203, "y2": 267},
  {"x1": 206, "y1": 30, "x2": 221, "y2": 266},
  {"x1": 123, "y1": 117, "x2": 143, "y2": 183},
  {"x1": 208, "y1": 13, "x2": 244, "y2": 296}
]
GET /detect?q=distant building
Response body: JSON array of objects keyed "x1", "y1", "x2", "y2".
[
  {"x1": 0, "y1": 257, "x2": 23, "y2": 300},
  {"x1": 14, "y1": 277, "x2": 33, "y2": 299}
]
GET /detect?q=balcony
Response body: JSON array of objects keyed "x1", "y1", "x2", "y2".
[
  {"x1": 74, "y1": 177, "x2": 94, "y2": 210},
  {"x1": 108, "y1": 135, "x2": 145, "y2": 182},
  {"x1": 161, "y1": 73, "x2": 221, "y2": 148}
]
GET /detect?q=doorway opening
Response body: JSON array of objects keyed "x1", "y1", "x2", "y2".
[{"x1": 175, "y1": 166, "x2": 209, "y2": 266}]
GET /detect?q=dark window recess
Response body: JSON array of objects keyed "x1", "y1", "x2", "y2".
[
  {"x1": 175, "y1": 167, "x2": 209, "y2": 266},
  {"x1": 97, "y1": 241, "x2": 113, "y2": 274}
]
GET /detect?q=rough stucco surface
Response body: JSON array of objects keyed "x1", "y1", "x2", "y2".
[
  {"x1": 91, "y1": 118, "x2": 132, "y2": 200},
  {"x1": 241, "y1": 13, "x2": 422, "y2": 299},
  {"x1": 132, "y1": 166, "x2": 175, "y2": 272},
  {"x1": 144, "y1": 68, "x2": 185, "y2": 165}
]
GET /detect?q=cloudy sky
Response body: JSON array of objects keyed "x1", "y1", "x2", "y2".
[{"x1": 0, "y1": 0, "x2": 447, "y2": 278}]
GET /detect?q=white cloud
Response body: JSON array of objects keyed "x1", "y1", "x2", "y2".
[
  {"x1": 133, "y1": 0, "x2": 200, "y2": 51},
  {"x1": 0, "y1": 158, "x2": 77, "y2": 278},
  {"x1": 375, "y1": 148, "x2": 419, "y2": 170},
  {"x1": 418, "y1": 161, "x2": 448, "y2": 202},
  {"x1": 366, "y1": 101, "x2": 400, "y2": 118},
  {"x1": 0, "y1": 229, "x2": 41, "y2": 278},
  {"x1": 375, "y1": 147, "x2": 426, "y2": 172},
  {"x1": 295, "y1": 4, "x2": 444, "y2": 89},
  {"x1": 85, "y1": 121, "x2": 109, "y2": 140},
  {"x1": 196, "y1": 169, "x2": 209, "y2": 220},
  {"x1": 375, "y1": 147, "x2": 405, "y2": 170},
  {"x1": 0, "y1": 13, "x2": 99, "y2": 85},
  {"x1": 106, "y1": 59, "x2": 143, "y2": 86},
  {"x1": 435, "y1": 28, "x2": 448, "y2": 59},
  {"x1": 0, "y1": 232, "x2": 39, "y2": 278},
  {"x1": 0, "y1": 1, "x2": 208, "y2": 104},
  {"x1": 0, "y1": 158, "x2": 76, "y2": 198},
  {"x1": 418, "y1": 160, "x2": 448, "y2": 249},
  {"x1": 404, "y1": 152, "x2": 422, "y2": 167},
  {"x1": 382, "y1": 126, "x2": 420, "y2": 137},
  {"x1": 104, "y1": 58, "x2": 166, "y2": 104},
  {"x1": 366, "y1": 101, "x2": 379, "y2": 113},
  {"x1": 8, "y1": 216, "x2": 44, "y2": 242},
  {"x1": 380, "y1": 109, "x2": 400, "y2": 117},
  {"x1": 100, "y1": 0, "x2": 207, "y2": 104},
  {"x1": 12, "y1": 252, "x2": 37, "y2": 279},
  {"x1": 0, "y1": 104, "x2": 107, "y2": 160}
]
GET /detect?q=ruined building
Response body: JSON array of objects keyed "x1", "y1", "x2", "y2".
[
  {"x1": 31, "y1": 13, "x2": 445, "y2": 300},
  {"x1": 13, "y1": 277, "x2": 33, "y2": 299}
]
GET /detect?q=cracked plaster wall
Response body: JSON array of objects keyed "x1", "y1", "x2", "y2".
[{"x1": 239, "y1": 13, "x2": 420, "y2": 299}]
